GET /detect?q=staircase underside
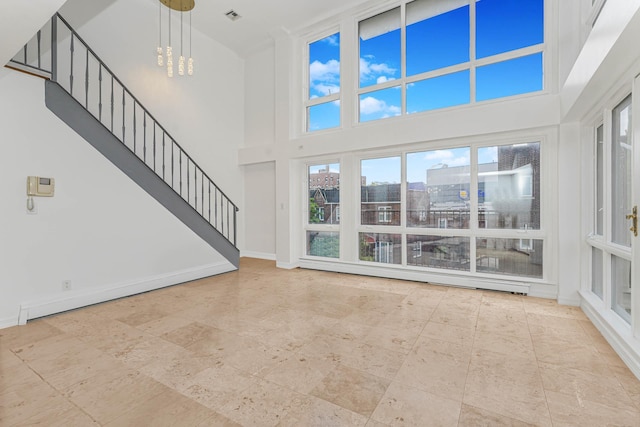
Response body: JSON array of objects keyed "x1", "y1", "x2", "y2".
[{"x1": 45, "y1": 80, "x2": 239, "y2": 268}]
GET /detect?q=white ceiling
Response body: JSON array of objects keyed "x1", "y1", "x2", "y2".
[{"x1": 174, "y1": 0, "x2": 374, "y2": 57}]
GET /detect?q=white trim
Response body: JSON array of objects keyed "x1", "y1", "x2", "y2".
[
  {"x1": 0, "y1": 316, "x2": 19, "y2": 329},
  {"x1": 241, "y1": 251, "x2": 277, "y2": 261},
  {"x1": 15, "y1": 261, "x2": 236, "y2": 326},
  {"x1": 299, "y1": 258, "x2": 538, "y2": 295},
  {"x1": 276, "y1": 261, "x2": 300, "y2": 270},
  {"x1": 580, "y1": 290, "x2": 640, "y2": 380}
]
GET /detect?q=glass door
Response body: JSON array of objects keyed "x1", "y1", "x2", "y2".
[{"x1": 589, "y1": 86, "x2": 638, "y2": 332}]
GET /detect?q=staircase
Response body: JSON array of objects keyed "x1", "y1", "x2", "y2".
[{"x1": 8, "y1": 13, "x2": 240, "y2": 268}]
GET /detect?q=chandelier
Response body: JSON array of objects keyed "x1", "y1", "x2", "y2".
[{"x1": 157, "y1": 0, "x2": 194, "y2": 77}]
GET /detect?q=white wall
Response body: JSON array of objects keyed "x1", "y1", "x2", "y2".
[
  {"x1": 242, "y1": 162, "x2": 276, "y2": 259},
  {"x1": 0, "y1": 70, "x2": 230, "y2": 326},
  {"x1": 0, "y1": 0, "x2": 67, "y2": 66},
  {"x1": 0, "y1": 0, "x2": 246, "y2": 327}
]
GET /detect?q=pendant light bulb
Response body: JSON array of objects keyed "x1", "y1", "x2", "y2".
[
  {"x1": 166, "y1": 46, "x2": 173, "y2": 77},
  {"x1": 188, "y1": 57, "x2": 193, "y2": 76},
  {"x1": 157, "y1": 47, "x2": 164, "y2": 66},
  {"x1": 178, "y1": 55, "x2": 185, "y2": 76}
]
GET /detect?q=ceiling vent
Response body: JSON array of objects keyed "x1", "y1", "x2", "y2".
[{"x1": 225, "y1": 10, "x2": 241, "y2": 21}]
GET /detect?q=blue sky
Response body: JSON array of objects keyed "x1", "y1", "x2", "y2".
[{"x1": 309, "y1": 0, "x2": 544, "y2": 131}]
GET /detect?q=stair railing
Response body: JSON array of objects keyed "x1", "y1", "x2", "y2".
[{"x1": 10, "y1": 13, "x2": 238, "y2": 247}]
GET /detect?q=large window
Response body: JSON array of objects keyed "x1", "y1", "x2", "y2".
[
  {"x1": 306, "y1": 163, "x2": 341, "y2": 258},
  {"x1": 349, "y1": 142, "x2": 544, "y2": 279},
  {"x1": 356, "y1": 0, "x2": 544, "y2": 123},
  {"x1": 307, "y1": 33, "x2": 340, "y2": 132}
]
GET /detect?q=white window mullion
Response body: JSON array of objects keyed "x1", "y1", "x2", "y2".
[{"x1": 469, "y1": 0, "x2": 477, "y2": 104}]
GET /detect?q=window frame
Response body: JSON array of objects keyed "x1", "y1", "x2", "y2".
[
  {"x1": 354, "y1": 0, "x2": 546, "y2": 124},
  {"x1": 304, "y1": 28, "x2": 342, "y2": 133}
]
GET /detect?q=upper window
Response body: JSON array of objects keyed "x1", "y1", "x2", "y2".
[
  {"x1": 357, "y1": 0, "x2": 544, "y2": 123},
  {"x1": 307, "y1": 33, "x2": 341, "y2": 132}
]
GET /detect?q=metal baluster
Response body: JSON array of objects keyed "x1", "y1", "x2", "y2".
[
  {"x1": 51, "y1": 16, "x2": 57, "y2": 81},
  {"x1": 221, "y1": 196, "x2": 225, "y2": 237},
  {"x1": 179, "y1": 151, "x2": 182, "y2": 196},
  {"x1": 171, "y1": 141, "x2": 174, "y2": 189},
  {"x1": 187, "y1": 158, "x2": 190, "y2": 204},
  {"x1": 215, "y1": 188, "x2": 218, "y2": 229},
  {"x1": 122, "y1": 89, "x2": 125, "y2": 143},
  {"x1": 143, "y1": 113, "x2": 147, "y2": 163},
  {"x1": 162, "y1": 132, "x2": 165, "y2": 180},
  {"x1": 70, "y1": 34, "x2": 74, "y2": 95},
  {"x1": 84, "y1": 49, "x2": 89, "y2": 109},
  {"x1": 98, "y1": 65, "x2": 102, "y2": 121},
  {"x1": 153, "y1": 124, "x2": 156, "y2": 172},
  {"x1": 133, "y1": 103, "x2": 137, "y2": 154},
  {"x1": 23, "y1": 44, "x2": 27, "y2": 64},
  {"x1": 201, "y1": 173, "x2": 204, "y2": 216},
  {"x1": 234, "y1": 206, "x2": 237, "y2": 245},
  {"x1": 110, "y1": 76, "x2": 114, "y2": 132},
  {"x1": 227, "y1": 201, "x2": 230, "y2": 239},
  {"x1": 36, "y1": 30, "x2": 41, "y2": 69},
  {"x1": 208, "y1": 182, "x2": 211, "y2": 222},
  {"x1": 194, "y1": 166, "x2": 197, "y2": 211}
]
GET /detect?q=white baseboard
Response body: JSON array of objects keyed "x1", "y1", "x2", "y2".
[
  {"x1": 580, "y1": 290, "x2": 640, "y2": 380},
  {"x1": 17, "y1": 261, "x2": 236, "y2": 326},
  {"x1": 0, "y1": 316, "x2": 19, "y2": 329},
  {"x1": 276, "y1": 261, "x2": 300, "y2": 270},
  {"x1": 298, "y1": 259, "x2": 540, "y2": 295},
  {"x1": 241, "y1": 251, "x2": 276, "y2": 261}
]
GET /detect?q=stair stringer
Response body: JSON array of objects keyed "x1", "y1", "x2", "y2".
[{"x1": 44, "y1": 80, "x2": 240, "y2": 268}]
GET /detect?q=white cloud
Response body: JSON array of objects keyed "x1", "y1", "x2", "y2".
[
  {"x1": 360, "y1": 96, "x2": 401, "y2": 116},
  {"x1": 322, "y1": 34, "x2": 339, "y2": 46},
  {"x1": 376, "y1": 76, "x2": 397, "y2": 84},
  {"x1": 359, "y1": 57, "x2": 397, "y2": 82},
  {"x1": 424, "y1": 149, "x2": 470, "y2": 167},
  {"x1": 310, "y1": 59, "x2": 340, "y2": 83}
]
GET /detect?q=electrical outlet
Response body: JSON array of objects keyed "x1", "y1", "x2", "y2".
[{"x1": 62, "y1": 280, "x2": 72, "y2": 291}]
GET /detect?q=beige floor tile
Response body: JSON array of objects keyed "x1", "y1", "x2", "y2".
[
  {"x1": 472, "y1": 329, "x2": 534, "y2": 359},
  {"x1": 531, "y1": 333, "x2": 611, "y2": 376},
  {"x1": 611, "y1": 364, "x2": 640, "y2": 410},
  {"x1": 263, "y1": 353, "x2": 338, "y2": 394},
  {"x1": 539, "y1": 362, "x2": 638, "y2": 411},
  {"x1": 402, "y1": 286, "x2": 448, "y2": 308},
  {"x1": 420, "y1": 320, "x2": 476, "y2": 349},
  {"x1": 1, "y1": 260, "x2": 635, "y2": 427},
  {"x1": 0, "y1": 382, "x2": 67, "y2": 426},
  {"x1": 310, "y1": 364, "x2": 390, "y2": 417},
  {"x1": 0, "y1": 319, "x2": 64, "y2": 351},
  {"x1": 177, "y1": 364, "x2": 257, "y2": 410},
  {"x1": 370, "y1": 381, "x2": 461, "y2": 427},
  {"x1": 104, "y1": 388, "x2": 218, "y2": 426},
  {"x1": 63, "y1": 370, "x2": 168, "y2": 424},
  {"x1": 360, "y1": 325, "x2": 421, "y2": 354},
  {"x1": 279, "y1": 395, "x2": 369, "y2": 426},
  {"x1": 468, "y1": 348, "x2": 540, "y2": 385},
  {"x1": 116, "y1": 305, "x2": 169, "y2": 327},
  {"x1": 108, "y1": 336, "x2": 193, "y2": 369},
  {"x1": 338, "y1": 342, "x2": 406, "y2": 380},
  {"x1": 161, "y1": 321, "x2": 222, "y2": 348},
  {"x1": 545, "y1": 389, "x2": 640, "y2": 427},
  {"x1": 28, "y1": 347, "x2": 127, "y2": 390},
  {"x1": 139, "y1": 351, "x2": 216, "y2": 391},
  {"x1": 219, "y1": 379, "x2": 312, "y2": 426},
  {"x1": 458, "y1": 404, "x2": 537, "y2": 426},
  {"x1": 463, "y1": 368, "x2": 551, "y2": 426},
  {"x1": 429, "y1": 302, "x2": 479, "y2": 330},
  {"x1": 523, "y1": 298, "x2": 587, "y2": 320},
  {"x1": 134, "y1": 314, "x2": 196, "y2": 337},
  {"x1": 394, "y1": 337, "x2": 471, "y2": 401}
]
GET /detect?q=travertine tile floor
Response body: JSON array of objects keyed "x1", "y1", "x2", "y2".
[{"x1": 1, "y1": 258, "x2": 639, "y2": 426}]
